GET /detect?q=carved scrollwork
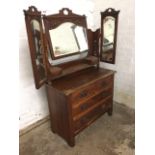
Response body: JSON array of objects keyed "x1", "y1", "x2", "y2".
[
  {"x1": 24, "y1": 5, "x2": 41, "y2": 16},
  {"x1": 101, "y1": 8, "x2": 120, "y2": 17},
  {"x1": 28, "y1": 6, "x2": 38, "y2": 12},
  {"x1": 105, "y1": 8, "x2": 116, "y2": 13},
  {"x1": 46, "y1": 18, "x2": 86, "y2": 29},
  {"x1": 59, "y1": 8, "x2": 72, "y2": 15},
  {"x1": 43, "y1": 8, "x2": 86, "y2": 29}
]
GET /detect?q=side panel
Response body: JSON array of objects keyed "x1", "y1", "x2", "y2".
[{"x1": 46, "y1": 84, "x2": 74, "y2": 145}]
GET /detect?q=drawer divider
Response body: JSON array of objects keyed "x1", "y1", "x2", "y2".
[
  {"x1": 73, "y1": 95, "x2": 112, "y2": 121},
  {"x1": 72, "y1": 85, "x2": 113, "y2": 109}
]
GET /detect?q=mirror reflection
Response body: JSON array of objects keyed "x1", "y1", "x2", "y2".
[
  {"x1": 49, "y1": 22, "x2": 88, "y2": 57},
  {"x1": 103, "y1": 16, "x2": 115, "y2": 51},
  {"x1": 31, "y1": 20, "x2": 45, "y2": 80},
  {"x1": 102, "y1": 16, "x2": 115, "y2": 62},
  {"x1": 31, "y1": 20, "x2": 42, "y2": 57}
]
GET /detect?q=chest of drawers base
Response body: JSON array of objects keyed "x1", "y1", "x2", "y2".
[{"x1": 46, "y1": 67, "x2": 115, "y2": 146}]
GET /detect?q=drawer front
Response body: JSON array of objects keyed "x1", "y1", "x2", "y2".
[
  {"x1": 72, "y1": 87, "x2": 113, "y2": 117},
  {"x1": 70, "y1": 75, "x2": 113, "y2": 105},
  {"x1": 73, "y1": 97, "x2": 113, "y2": 133}
]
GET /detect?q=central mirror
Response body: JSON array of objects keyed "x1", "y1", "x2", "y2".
[
  {"x1": 43, "y1": 8, "x2": 89, "y2": 60},
  {"x1": 49, "y1": 22, "x2": 88, "y2": 58}
]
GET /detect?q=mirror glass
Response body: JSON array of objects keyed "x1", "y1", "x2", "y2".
[
  {"x1": 31, "y1": 20, "x2": 45, "y2": 80},
  {"x1": 103, "y1": 16, "x2": 115, "y2": 51},
  {"x1": 102, "y1": 16, "x2": 115, "y2": 62},
  {"x1": 49, "y1": 22, "x2": 88, "y2": 58}
]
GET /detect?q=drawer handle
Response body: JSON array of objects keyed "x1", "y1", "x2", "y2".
[
  {"x1": 80, "y1": 91, "x2": 88, "y2": 98},
  {"x1": 80, "y1": 117, "x2": 89, "y2": 124},
  {"x1": 102, "y1": 91, "x2": 110, "y2": 97},
  {"x1": 101, "y1": 104, "x2": 107, "y2": 111},
  {"x1": 101, "y1": 81, "x2": 107, "y2": 87},
  {"x1": 80, "y1": 104, "x2": 88, "y2": 110}
]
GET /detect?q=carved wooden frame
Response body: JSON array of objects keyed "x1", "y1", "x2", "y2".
[
  {"x1": 24, "y1": 6, "x2": 47, "y2": 89},
  {"x1": 100, "y1": 8, "x2": 120, "y2": 64},
  {"x1": 43, "y1": 8, "x2": 89, "y2": 60}
]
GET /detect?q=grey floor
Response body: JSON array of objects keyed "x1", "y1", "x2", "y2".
[{"x1": 20, "y1": 102, "x2": 135, "y2": 155}]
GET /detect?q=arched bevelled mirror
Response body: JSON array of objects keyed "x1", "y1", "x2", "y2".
[
  {"x1": 49, "y1": 22, "x2": 88, "y2": 58},
  {"x1": 100, "y1": 8, "x2": 120, "y2": 64},
  {"x1": 43, "y1": 8, "x2": 89, "y2": 60}
]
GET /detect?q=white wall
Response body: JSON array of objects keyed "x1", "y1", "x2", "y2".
[
  {"x1": 19, "y1": 0, "x2": 134, "y2": 129},
  {"x1": 92, "y1": 0, "x2": 135, "y2": 108}
]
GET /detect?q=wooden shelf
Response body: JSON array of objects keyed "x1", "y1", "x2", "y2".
[{"x1": 51, "y1": 62, "x2": 93, "y2": 80}]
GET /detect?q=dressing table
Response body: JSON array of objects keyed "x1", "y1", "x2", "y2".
[{"x1": 24, "y1": 6, "x2": 119, "y2": 146}]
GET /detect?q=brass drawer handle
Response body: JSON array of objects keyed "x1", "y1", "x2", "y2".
[{"x1": 80, "y1": 91, "x2": 88, "y2": 98}]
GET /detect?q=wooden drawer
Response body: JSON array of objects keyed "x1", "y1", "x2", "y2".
[
  {"x1": 73, "y1": 97, "x2": 112, "y2": 134},
  {"x1": 70, "y1": 75, "x2": 113, "y2": 105},
  {"x1": 72, "y1": 87, "x2": 113, "y2": 117}
]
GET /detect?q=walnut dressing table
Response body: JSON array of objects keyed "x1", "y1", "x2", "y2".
[
  {"x1": 46, "y1": 67, "x2": 114, "y2": 146},
  {"x1": 23, "y1": 6, "x2": 119, "y2": 146}
]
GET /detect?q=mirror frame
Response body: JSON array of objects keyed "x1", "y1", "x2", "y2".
[
  {"x1": 100, "y1": 8, "x2": 120, "y2": 64},
  {"x1": 43, "y1": 8, "x2": 89, "y2": 60},
  {"x1": 24, "y1": 6, "x2": 47, "y2": 89}
]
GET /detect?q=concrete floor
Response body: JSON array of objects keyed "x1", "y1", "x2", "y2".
[{"x1": 20, "y1": 102, "x2": 135, "y2": 155}]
